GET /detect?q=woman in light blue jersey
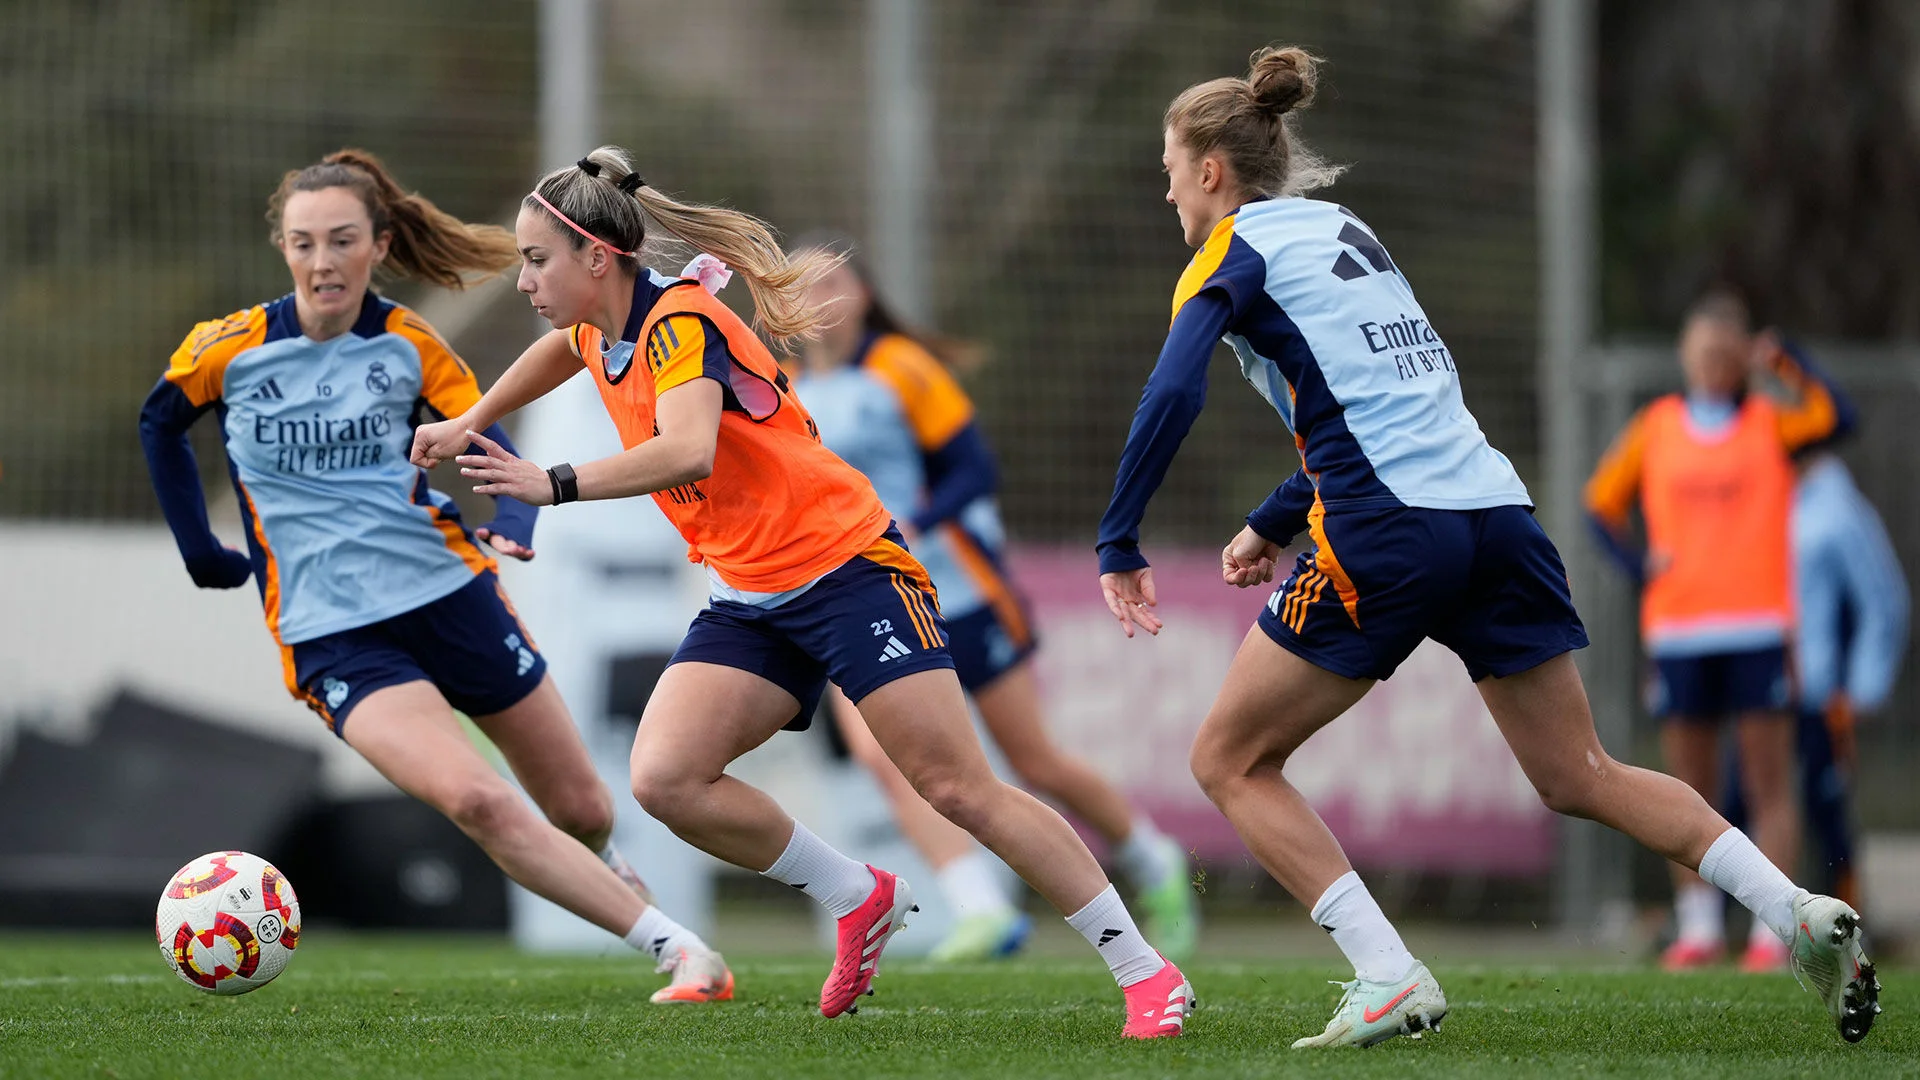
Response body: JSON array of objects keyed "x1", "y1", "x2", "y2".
[
  {"x1": 1097, "y1": 46, "x2": 1876, "y2": 1047},
  {"x1": 138, "y1": 150, "x2": 731, "y2": 1003},
  {"x1": 788, "y1": 239, "x2": 1198, "y2": 963}
]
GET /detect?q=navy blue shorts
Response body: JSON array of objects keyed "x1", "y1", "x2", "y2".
[
  {"x1": 287, "y1": 570, "x2": 547, "y2": 737},
  {"x1": 1648, "y1": 646, "x2": 1792, "y2": 720},
  {"x1": 945, "y1": 601, "x2": 1040, "y2": 692},
  {"x1": 1257, "y1": 504, "x2": 1589, "y2": 682},
  {"x1": 670, "y1": 527, "x2": 956, "y2": 729}
]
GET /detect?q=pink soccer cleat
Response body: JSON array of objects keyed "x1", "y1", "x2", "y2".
[
  {"x1": 1660, "y1": 938, "x2": 1724, "y2": 972},
  {"x1": 820, "y1": 866, "x2": 915, "y2": 1018},
  {"x1": 1121, "y1": 957, "x2": 1194, "y2": 1039},
  {"x1": 1739, "y1": 934, "x2": 1790, "y2": 974}
]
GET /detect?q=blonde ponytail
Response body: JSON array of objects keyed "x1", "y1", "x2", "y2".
[{"x1": 527, "y1": 145, "x2": 846, "y2": 345}]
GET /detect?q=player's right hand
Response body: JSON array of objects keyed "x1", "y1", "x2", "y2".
[
  {"x1": 185, "y1": 547, "x2": 253, "y2": 589},
  {"x1": 1101, "y1": 568, "x2": 1163, "y2": 639},
  {"x1": 1221, "y1": 526, "x2": 1280, "y2": 589},
  {"x1": 411, "y1": 416, "x2": 470, "y2": 468}
]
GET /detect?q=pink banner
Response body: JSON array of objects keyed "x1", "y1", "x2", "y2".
[{"x1": 1007, "y1": 545, "x2": 1556, "y2": 876}]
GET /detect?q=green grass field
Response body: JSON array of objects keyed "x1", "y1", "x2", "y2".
[{"x1": 0, "y1": 932, "x2": 1910, "y2": 1079}]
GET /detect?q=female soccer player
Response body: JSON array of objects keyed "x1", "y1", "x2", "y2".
[
  {"x1": 138, "y1": 150, "x2": 731, "y2": 1004},
  {"x1": 411, "y1": 147, "x2": 1192, "y2": 1036},
  {"x1": 786, "y1": 238, "x2": 1199, "y2": 963},
  {"x1": 1096, "y1": 47, "x2": 1878, "y2": 1047},
  {"x1": 1586, "y1": 300, "x2": 1852, "y2": 972}
]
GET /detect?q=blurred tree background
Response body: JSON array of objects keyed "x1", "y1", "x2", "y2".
[{"x1": 2, "y1": 0, "x2": 1914, "y2": 541}]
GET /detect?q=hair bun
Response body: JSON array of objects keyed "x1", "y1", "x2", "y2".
[{"x1": 1247, "y1": 45, "x2": 1318, "y2": 117}]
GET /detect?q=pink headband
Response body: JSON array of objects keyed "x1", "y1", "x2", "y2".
[{"x1": 528, "y1": 191, "x2": 636, "y2": 258}]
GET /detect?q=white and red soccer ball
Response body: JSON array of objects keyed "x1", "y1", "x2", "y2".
[{"x1": 155, "y1": 851, "x2": 301, "y2": 995}]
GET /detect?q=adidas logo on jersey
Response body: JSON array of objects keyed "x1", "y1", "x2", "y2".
[
  {"x1": 1329, "y1": 221, "x2": 1398, "y2": 281},
  {"x1": 249, "y1": 378, "x2": 285, "y2": 401},
  {"x1": 877, "y1": 636, "x2": 913, "y2": 662}
]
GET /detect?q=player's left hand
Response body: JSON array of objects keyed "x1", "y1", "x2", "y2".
[
  {"x1": 1221, "y1": 526, "x2": 1280, "y2": 588},
  {"x1": 457, "y1": 429, "x2": 555, "y2": 506},
  {"x1": 476, "y1": 528, "x2": 536, "y2": 561}
]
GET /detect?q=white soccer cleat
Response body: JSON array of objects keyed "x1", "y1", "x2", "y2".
[
  {"x1": 649, "y1": 946, "x2": 735, "y2": 1004},
  {"x1": 1291, "y1": 960, "x2": 1447, "y2": 1049},
  {"x1": 1788, "y1": 891, "x2": 1881, "y2": 1043}
]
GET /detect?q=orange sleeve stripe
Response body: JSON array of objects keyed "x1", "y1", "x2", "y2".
[
  {"x1": 1770, "y1": 356, "x2": 1840, "y2": 451},
  {"x1": 165, "y1": 307, "x2": 267, "y2": 407},
  {"x1": 863, "y1": 336, "x2": 974, "y2": 450},
  {"x1": 389, "y1": 307, "x2": 482, "y2": 419},
  {"x1": 1584, "y1": 406, "x2": 1651, "y2": 527}
]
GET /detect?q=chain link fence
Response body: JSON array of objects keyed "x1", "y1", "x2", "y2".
[{"x1": 2, "y1": 0, "x2": 1542, "y2": 548}]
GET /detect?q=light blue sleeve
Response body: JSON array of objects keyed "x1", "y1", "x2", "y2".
[
  {"x1": 1795, "y1": 528, "x2": 1845, "y2": 711},
  {"x1": 1834, "y1": 494, "x2": 1909, "y2": 713}
]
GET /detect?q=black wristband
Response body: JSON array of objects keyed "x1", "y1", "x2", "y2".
[{"x1": 546, "y1": 462, "x2": 579, "y2": 505}]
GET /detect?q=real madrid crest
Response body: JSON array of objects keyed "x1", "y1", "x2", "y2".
[{"x1": 365, "y1": 360, "x2": 393, "y2": 394}]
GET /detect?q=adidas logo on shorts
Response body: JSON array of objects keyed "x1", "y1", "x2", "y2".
[{"x1": 877, "y1": 636, "x2": 913, "y2": 662}]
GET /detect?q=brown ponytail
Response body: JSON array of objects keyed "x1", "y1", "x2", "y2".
[
  {"x1": 267, "y1": 148, "x2": 518, "y2": 289},
  {"x1": 1164, "y1": 45, "x2": 1345, "y2": 198},
  {"x1": 526, "y1": 145, "x2": 846, "y2": 345}
]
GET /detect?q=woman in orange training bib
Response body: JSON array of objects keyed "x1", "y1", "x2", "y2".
[
  {"x1": 1586, "y1": 290, "x2": 1853, "y2": 972},
  {"x1": 409, "y1": 147, "x2": 1191, "y2": 1036}
]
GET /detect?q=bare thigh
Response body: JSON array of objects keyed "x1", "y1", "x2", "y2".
[
  {"x1": 1189, "y1": 628, "x2": 1376, "y2": 784},
  {"x1": 627, "y1": 661, "x2": 811, "y2": 872},
  {"x1": 342, "y1": 680, "x2": 524, "y2": 820}
]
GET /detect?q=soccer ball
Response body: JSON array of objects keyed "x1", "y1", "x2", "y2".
[{"x1": 155, "y1": 851, "x2": 301, "y2": 995}]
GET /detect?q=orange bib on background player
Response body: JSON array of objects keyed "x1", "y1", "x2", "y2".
[
  {"x1": 1630, "y1": 395, "x2": 1794, "y2": 648},
  {"x1": 573, "y1": 278, "x2": 892, "y2": 593}
]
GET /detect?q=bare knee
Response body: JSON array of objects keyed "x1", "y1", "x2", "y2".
[
  {"x1": 914, "y1": 770, "x2": 996, "y2": 835},
  {"x1": 546, "y1": 784, "x2": 616, "y2": 843},
  {"x1": 1530, "y1": 750, "x2": 1616, "y2": 819},
  {"x1": 630, "y1": 763, "x2": 700, "y2": 827},
  {"x1": 441, "y1": 780, "x2": 532, "y2": 842},
  {"x1": 1189, "y1": 728, "x2": 1277, "y2": 805}
]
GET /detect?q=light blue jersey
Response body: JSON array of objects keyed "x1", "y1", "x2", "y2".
[
  {"x1": 794, "y1": 332, "x2": 1008, "y2": 619},
  {"x1": 143, "y1": 292, "x2": 509, "y2": 645},
  {"x1": 1794, "y1": 455, "x2": 1908, "y2": 712},
  {"x1": 1186, "y1": 197, "x2": 1530, "y2": 512}
]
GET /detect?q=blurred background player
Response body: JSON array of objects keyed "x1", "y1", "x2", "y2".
[
  {"x1": 412, "y1": 147, "x2": 1193, "y2": 1036},
  {"x1": 136, "y1": 150, "x2": 732, "y2": 1004},
  {"x1": 786, "y1": 236, "x2": 1200, "y2": 963},
  {"x1": 1098, "y1": 46, "x2": 1877, "y2": 1047},
  {"x1": 1585, "y1": 294, "x2": 1853, "y2": 972},
  {"x1": 1724, "y1": 445, "x2": 1908, "y2": 912}
]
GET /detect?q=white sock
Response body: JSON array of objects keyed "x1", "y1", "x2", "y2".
[
  {"x1": 1310, "y1": 871, "x2": 1417, "y2": 984},
  {"x1": 624, "y1": 905, "x2": 707, "y2": 963},
  {"x1": 1113, "y1": 817, "x2": 1181, "y2": 891},
  {"x1": 936, "y1": 850, "x2": 1016, "y2": 917},
  {"x1": 760, "y1": 819, "x2": 877, "y2": 919},
  {"x1": 1749, "y1": 911, "x2": 1783, "y2": 947},
  {"x1": 1673, "y1": 882, "x2": 1724, "y2": 946},
  {"x1": 1697, "y1": 828, "x2": 1800, "y2": 942},
  {"x1": 1066, "y1": 884, "x2": 1164, "y2": 987}
]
